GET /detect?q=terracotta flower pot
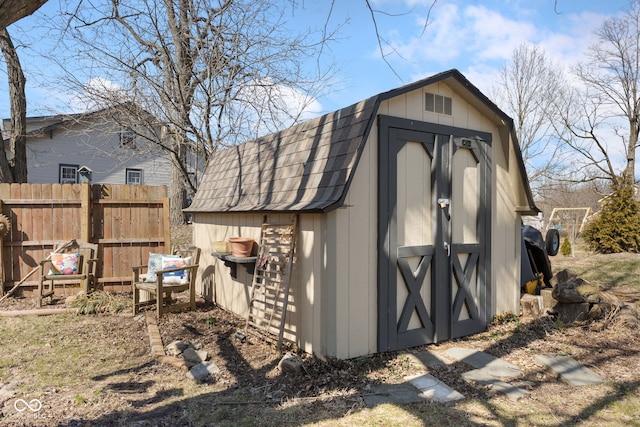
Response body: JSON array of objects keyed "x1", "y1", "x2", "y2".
[{"x1": 228, "y1": 237, "x2": 254, "y2": 258}]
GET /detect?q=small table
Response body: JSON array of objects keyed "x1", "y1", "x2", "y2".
[{"x1": 212, "y1": 253, "x2": 257, "y2": 278}]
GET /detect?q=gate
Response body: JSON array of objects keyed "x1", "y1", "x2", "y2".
[{"x1": 377, "y1": 115, "x2": 492, "y2": 352}]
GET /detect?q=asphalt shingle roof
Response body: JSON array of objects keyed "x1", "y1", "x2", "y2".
[{"x1": 186, "y1": 95, "x2": 378, "y2": 213}]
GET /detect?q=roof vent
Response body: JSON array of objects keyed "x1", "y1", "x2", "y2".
[{"x1": 425, "y1": 93, "x2": 452, "y2": 115}]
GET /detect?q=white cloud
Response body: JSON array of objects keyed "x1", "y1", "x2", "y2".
[
  {"x1": 386, "y1": 3, "x2": 465, "y2": 64},
  {"x1": 380, "y1": 1, "x2": 622, "y2": 94},
  {"x1": 464, "y1": 5, "x2": 538, "y2": 61},
  {"x1": 66, "y1": 77, "x2": 130, "y2": 112},
  {"x1": 539, "y1": 11, "x2": 611, "y2": 67}
]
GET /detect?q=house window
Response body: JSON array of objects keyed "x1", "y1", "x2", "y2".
[
  {"x1": 126, "y1": 168, "x2": 143, "y2": 185},
  {"x1": 425, "y1": 93, "x2": 452, "y2": 115},
  {"x1": 59, "y1": 164, "x2": 78, "y2": 184},
  {"x1": 120, "y1": 128, "x2": 136, "y2": 149}
]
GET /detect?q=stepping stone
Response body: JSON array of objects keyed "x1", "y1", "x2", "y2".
[
  {"x1": 535, "y1": 355, "x2": 604, "y2": 386},
  {"x1": 462, "y1": 369, "x2": 529, "y2": 401},
  {"x1": 362, "y1": 383, "x2": 427, "y2": 407},
  {"x1": 443, "y1": 347, "x2": 523, "y2": 379},
  {"x1": 405, "y1": 373, "x2": 465, "y2": 402},
  {"x1": 187, "y1": 360, "x2": 221, "y2": 383},
  {"x1": 403, "y1": 350, "x2": 448, "y2": 369}
]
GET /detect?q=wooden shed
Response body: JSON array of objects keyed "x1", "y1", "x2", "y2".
[{"x1": 186, "y1": 69, "x2": 538, "y2": 359}]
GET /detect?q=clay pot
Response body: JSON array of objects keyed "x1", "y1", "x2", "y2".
[{"x1": 228, "y1": 237, "x2": 254, "y2": 258}]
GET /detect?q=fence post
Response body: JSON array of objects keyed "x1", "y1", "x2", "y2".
[
  {"x1": 81, "y1": 183, "x2": 91, "y2": 243},
  {"x1": 163, "y1": 195, "x2": 171, "y2": 250}
]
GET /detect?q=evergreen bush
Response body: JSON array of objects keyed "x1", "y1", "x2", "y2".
[
  {"x1": 560, "y1": 237, "x2": 572, "y2": 256},
  {"x1": 582, "y1": 180, "x2": 640, "y2": 253}
]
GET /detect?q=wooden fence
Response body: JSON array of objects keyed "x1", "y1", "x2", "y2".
[{"x1": 0, "y1": 183, "x2": 170, "y2": 296}]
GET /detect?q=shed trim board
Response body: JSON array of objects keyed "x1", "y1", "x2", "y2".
[{"x1": 377, "y1": 115, "x2": 492, "y2": 352}]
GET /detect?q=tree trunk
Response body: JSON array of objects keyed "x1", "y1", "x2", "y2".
[
  {"x1": 170, "y1": 136, "x2": 188, "y2": 226},
  {"x1": 626, "y1": 118, "x2": 638, "y2": 185},
  {"x1": 0, "y1": 28, "x2": 27, "y2": 183},
  {"x1": 0, "y1": 0, "x2": 48, "y2": 29},
  {"x1": 0, "y1": 27, "x2": 13, "y2": 183}
]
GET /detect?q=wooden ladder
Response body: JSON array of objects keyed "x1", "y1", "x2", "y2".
[{"x1": 244, "y1": 218, "x2": 298, "y2": 352}]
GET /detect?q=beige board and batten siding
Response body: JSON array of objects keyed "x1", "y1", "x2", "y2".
[
  {"x1": 323, "y1": 121, "x2": 378, "y2": 359},
  {"x1": 193, "y1": 213, "x2": 322, "y2": 355},
  {"x1": 194, "y1": 213, "x2": 263, "y2": 314},
  {"x1": 296, "y1": 78, "x2": 526, "y2": 358},
  {"x1": 192, "y1": 194, "x2": 378, "y2": 359}
]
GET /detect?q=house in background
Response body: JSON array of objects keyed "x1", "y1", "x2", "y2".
[
  {"x1": 186, "y1": 69, "x2": 539, "y2": 360},
  {"x1": 1, "y1": 104, "x2": 186, "y2": 188}
]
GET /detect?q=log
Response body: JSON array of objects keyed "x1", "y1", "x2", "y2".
[{"x1": 0, "y1": 308, "x2": 75, "y2": 317}]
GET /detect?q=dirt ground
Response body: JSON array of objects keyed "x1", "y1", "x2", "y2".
[{"x1": 0, "y1": 251, "x2": 639, "y2": 426}]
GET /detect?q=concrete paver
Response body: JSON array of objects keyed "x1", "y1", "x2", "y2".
[
  {"x1": 535, "y1": 354, "x2": 604, "y2": 386},
  {"x1": 406, "y1": 373, "x2": 465, "y2": 402},
  {"x1": 362, "y1": 383, "x2": 429, "y2": 407},
  {"x1": 363, "y1": 347, "x2": 605, "y2": 407},
  {"x1": 443, "y1": 347, "x2": 523, "y2": 378},
  {"x1": 461, "y1": 369, "x2": 529, "y2": 401}
]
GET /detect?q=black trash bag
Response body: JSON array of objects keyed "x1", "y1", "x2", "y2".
[{"x1": 521, "y1": 225, "x2": 554, "y2": 289}]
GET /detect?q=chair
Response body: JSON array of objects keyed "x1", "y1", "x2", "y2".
[
  {"x1": 132, "y1": 246, "x2": 200, "y2": 318},
  {"x1": 38, "y1": 241, "x2": 99, "y2": 307}
]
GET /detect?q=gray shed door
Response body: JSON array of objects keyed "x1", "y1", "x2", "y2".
[{"x1": 377, "y1": 115, "x2": 492, "y2": 352}]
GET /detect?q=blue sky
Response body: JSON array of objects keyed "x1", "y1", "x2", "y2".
[{"x1": 0, "y1": 0, "x2": 631, "y2": 120}]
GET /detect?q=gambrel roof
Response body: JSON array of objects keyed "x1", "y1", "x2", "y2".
[{"x1": 186, "y1": 69, "x2": 538, "y2": 214}]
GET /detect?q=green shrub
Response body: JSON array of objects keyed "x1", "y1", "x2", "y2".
[
  {"x1": 582, "y1": 180, "x2": 640, "y2": 253},
  {"x1": 560, "y1": 237, "x2": 572, "y2": 256}
]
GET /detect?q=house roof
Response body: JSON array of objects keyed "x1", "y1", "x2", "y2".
[
  {"x1": 2, "y1": 102, "x2": 156, "y2": 141},
  {"x1": 186, "y1": 69, "x2": 539, "y2": 214}
]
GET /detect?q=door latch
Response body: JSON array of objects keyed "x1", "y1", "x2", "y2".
[
  {"x1": 443, "y1": 241, "x2": 451, "y2": 257},
  {"x1": 437, "y1": 198, "x2": 450, "y2": 209}
]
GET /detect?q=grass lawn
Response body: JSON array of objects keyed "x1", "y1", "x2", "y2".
[{"x1": 551, "y1": 238, "x2": 640, "y2": 293}]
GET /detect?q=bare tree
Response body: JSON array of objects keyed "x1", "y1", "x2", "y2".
[
  {"x1": 0, "y1": 28, "x2": 27, "y2": 183},
  {"x1": 53, "y1": 0, "x2": 335, "y2": 224},
  {"x1": 559, "y1": 0, "x2": 640, "y2": 187},
  {"x1": 492, "y1": 43, "x2": 565, "y2": 198}
]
